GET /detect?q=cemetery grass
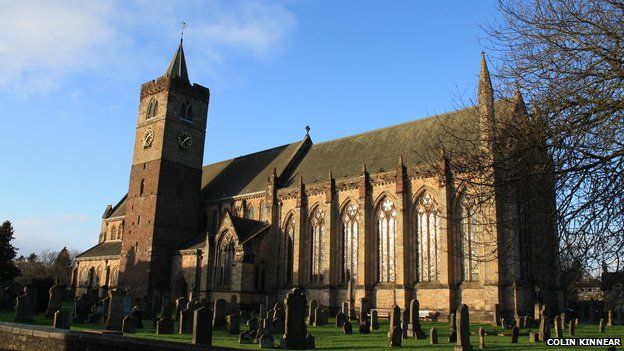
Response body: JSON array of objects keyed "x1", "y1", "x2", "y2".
[{"x1": 1, "y1": 309, "x2": 622, "y2": 350}]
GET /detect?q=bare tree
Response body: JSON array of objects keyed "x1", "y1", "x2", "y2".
[{"x1": 484, "y1": 0, "x2": 624, "y2": 272}]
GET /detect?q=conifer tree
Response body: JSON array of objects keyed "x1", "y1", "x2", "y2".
[{"x1": 0, "y1": 220, "x2": 20, "y2": 282}]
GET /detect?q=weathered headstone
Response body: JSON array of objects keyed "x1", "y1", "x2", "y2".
[
  {"x1": 308, "y1": 299, "x2": 319, "y2": 325},
  {"x1": 73, "y1": 294, "x2": 89, "y2": 323},
  {"x1": 511, "y1": 326, "x2": 519, "y2": 343},
  {"x1": 388, "y1": 305, "x2": 401, "y2": 337},
  {"x1": 554, "y1": 315, "x2": 563, "y2": 338},
  {"x1": 239, "y1": 331, "x2": 253, "y2": 344},
  {"x1": 131, "y1": 305, "x2": 143, "y2": 329},
  {"x1": 499, "y1": 317, "x2": 507, "y2": 329},
  {"x1": 156, "y1": 316, "x2": 173, "y2": 334},
  {"x1": 45, "y1": 284, "x2": 64, "y2": 318},
  {"x1": 259, "y1": 303, "x2": 267, "y2": 319},
  {"x1": 560, "y1": 312, "x2": 566, "y2": 326},
  {"x1": 314, "y1": 307, "x2": 328, "y2": 326},
  {"x1": 212, "y1": 299, "x2": 227, "y2": 329},
  {"x1": 336, "y1": 311, "x2": 346, "y2": 327},
  {"x1": 14, "y1": 288, "x2": 34, "y2": 322},
  {"x1": 192, "y1": 306, "x2": 213, "y2": 346},
  {"x1": 449, "y1": 312, "x2": 457, "y2": 331},
  {"x1": 430, "y1": 327, "x2": 438, "y2": 344},
  {"x1": 478, "y1": 327, "x2": 485, "y2": 349},
  {"x1": 260, "y1": 334, "x2": 274, "y2": 349},
  {"x1": 448, "y1": 330, "x2": 457, "y2": 343},
  {"x1": 122, "y1": 314, "x2": 137, "y2": 333},
  {"x1": 569, "y1": 319, "x2": 575, "y2": 336},
  {"x1": 359, "y1": 297, "x2": 369, "y2": 317},
  {"x1": 174, "y1": 297, "x2": 187, "y2": 321},
  {"x1": 280, "y1": 287, "x2": 315, "y2": 349},
  {"x1": 226, "y1": 313, "x2": 240, "y2": 334},
  {"x1": 179, "y1": 301, "x2": 194, "y2": 334},
  {"x1": 105, "y1": 289, "x2": 125, "y2": 331},
  {"x1": 401, "y1": 308, "x2": 409, "y2": 339},
  {"x1": 599, "y1": 318, "x2": 605, "y2": 333},
  {"x1": 407, "y1": 299, "x2": 425, "y2": 339},
  {"x1": 389, "y1": 325, "x2": 402, "y2": 347},
  {"x1": 529, "y1": 331, "x2": 538, "y2": 343},
  {"x1": 538, "y1": 315, "x2": 550, "y2": 341},
  {"x1": 248, "y1": 316, "x2": 259, "y2": 331},
  {"x1": 341, "y1": 302, "x2": 349, "y2": 316},
  {"x1": 343, "y1": 320, "x2": 353, "y2": 334},
  {"x1": 370, "y1": 309, "x2": 379, "y2": 330},
  {"x1": 455, "y1": 304, "x2": 471, "y2": 351},
  {"x1": 607, "y1": 310, "x2": 613, "y2": 326},
  {"x1": 53, "y1": 309, "x2": 70, "y2": 329},
  {"x1": 359, "y1": 308, "x2": 370, "y2": 334}
]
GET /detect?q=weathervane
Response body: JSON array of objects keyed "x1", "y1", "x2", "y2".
[{"x1": 180, "y1": 20, "x2": 189, "y2": 42}]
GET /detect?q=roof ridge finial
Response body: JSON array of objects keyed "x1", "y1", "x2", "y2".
[
  {"x1": 180, "y1": 20, "x2": 188, "y2": 43},
  {"x1": 305, "y1": 125, "x2": 310, "y2": 136}
]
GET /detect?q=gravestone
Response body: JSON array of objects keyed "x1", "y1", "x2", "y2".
[
  {"x1": 401, "y1": 308, "x2": 409, "y2": 339},
  {"x1": 53, "y1": 309, "x2": 70, "y2": 329},
  {"x1": 359, "y1": 297, "x2": 369, "y2": 317},
  {"x1": 192, "y1": 306, "x2": 213, "y2": 346},
  {"x1": 239, "y1": 331, "x2": 253, "y2": 344},
  {"x1": 599, "y1": 318, "x2": 605, "y2": 333},
  {"x1": 343, "y1": 320, "x2": 353, "y2": 334},
  {"x1": 151, "y1": 289, "x2": 162, "y2": 316},
  {"x1": 607, "y1": 310, "x2": 613, "y2": 326},
  {"x1": 156, "y1": 316, "x2": 173, "y2": 334},
  {"x1": 560, "y1": 312, "x2": 566, "y2": 326},
  {"x1": 259, "y1": 334, "x2": 274, "y2": 349},
  {"x1": 430, "y1": 327, "x2": 438, "y2": 344},
  {"x1": 341, "y1": 302, "x2": 349, "y2": 316},
  {"x1": 73, "y1": 294, "x2": 89, "y2": 323},
  {"x1": 529, "y1": 331, "x2": 538, "y2": 343},
  {"x1": 554, "y1": 315, "x2": 563, "y2": 337},
  {"x1": 179, "y1": 301, "x2": 195, "y2": 334},
  {"x1": 105, "y1": 289, "x2": 125, "y2": 331},
  {"x1": 45, "y1": 284, "x2": 64, "y2": 318},
  {"x1": 259, "y1": 303, "x2": 267, "y2": 319},
  {"x1": 388, "y1": 305, "x2": 401, "y2": 337},
  {"x1": 569, "y1": 319, "x2": 575, "y2": 336},
  {"x1": 272, "y1": 303, "x2": 285, "y2": 334},
  {"x1": 14, "y1": 287, "x2": 34, "y2": 322},
  {"x1": 100, "y1": 296, "x2": 110, "y2": 325},
  {"x1": 335, "y1": 311, "x2": 346, "y2": 327},
  {"x1": 448, "y1": 330, "x2": 457, "y2": 343},
  {"x1": 370, "y1": 309, "x2": 379, "y2": 330},
  {"x1": 248, "y1": 316, "x2": 259, "y2": 331},
  {"x1": 122, "y1": 314, "x2": 137, "y2": 333},
  {"x1": 226, "y1": 313, "x2": 240, "y2": 334},
  {"x1": 389, "y1": 325, "x2": 402, "y2": 347},
  {"x1": 280, "y1": 287, "x2": 315, "y2": 349},
  {"x1": 499, "y1": 317, "x2": 507, "y2": 329},
  {"x1": 122, "y1": 295, "x2": 133, "y2": 316},
  {"x1": 359, "y1": 308, "x2": 370, "y2": 334},
  {"x1": 212, "y1": 299, "x2": 227, "y2": 329},
  {"x1": 449, "y1": 312, "x2": 457, "y2": 331},
  {"x1": 478, "y1": 327, "x2": 485, "y2": 349},
  {"x1": 538, "y1": 315, "x2": 550, "y2": 341},
  {"x1": 407, "y1": 299, "x2": 425, "y2": 339},
  {"x1": 131, "y1": 305, "x2": 143, "y2": 329},
  {"x1": 308, "y1": 299, "x2": 319, "y2": 325},
  {"x1": 511, "y1": 326, "x2": 519, "y2": 343},
  {"x1": 314, "y1": 307, "x2": 328, "y2": 326},
  {"x1": 455, "y1": 304, "x2": 471, "y2": 351},
  {"x1": 574, "y1": 317, "x2": 579, "y2": 326},
  {"x1": 174, "y1": 297, "x2": 187, "y2": 321},
  {"x1": 263, "y1": 317, "x2": 274, "y2": 334}
]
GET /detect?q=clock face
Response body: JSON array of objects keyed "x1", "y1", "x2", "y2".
[
  {"x1": 142, "y1": 128, "x2": 154, "y2": 148},
  {"x1": 177, "y1": 130, "x2": 193, "y2": 150}
]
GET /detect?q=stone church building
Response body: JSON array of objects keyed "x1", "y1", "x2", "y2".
[{"x1": 74, "y1": 41, "x2": 560, "y2": 322}]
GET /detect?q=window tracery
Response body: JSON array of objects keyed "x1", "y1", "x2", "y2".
[
  {"x1": 146, "y1": 99, "x2": 158, "y2": 119},
  {"x1": 216, "y1": 233, "x2": 235, "y2": 286},
  {"x1": 283, "y1": 216, "x2": 295, "y2": 286},
  {"x1": 416, "y1": 192, "x2": 440, "y2": 282},
  {"x1": 460, "y1": 195, "x2": 479, "y2": 281},
  {"x1": 310, "y1": 207, "x2": 325, "y2": 284},
  {"x1": 377, "y1": 198, "x2": 397, "y2": 282},
  {"x1": 342, "y1": 202, "x2": 359, "y2": 282}
]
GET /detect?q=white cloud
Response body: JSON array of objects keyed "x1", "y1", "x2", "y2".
[
  {"x1": 0, "y1": 0, "x2": 297, "y2": 94},
  {"x1": 12, "y1": 214, "x2": 96, "y2": 256}
]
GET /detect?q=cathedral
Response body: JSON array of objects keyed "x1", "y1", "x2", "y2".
[{"x1": 74, "y1": 41, "x2": 560, "y2": 322}]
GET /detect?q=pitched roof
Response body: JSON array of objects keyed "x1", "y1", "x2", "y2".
[
  {"x1": 76, "y1": 241, "x2": 121, "y2": 259},
  {"x1": 230, "y1": 216, "x2": 270, "y2": 244},
  {"x1": 201, "y1": 139, "x2": 306, "y2": 200},
  {"x1": 106, "y1": 195, "x2": 127, "y2": 218},
  {"x1": 283, "y1": 107, "x2": 480, "y2": 186}
]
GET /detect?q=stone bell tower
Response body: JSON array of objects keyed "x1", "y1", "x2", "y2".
[{"x1": 118, "y1": 40, "x2": 210, "y2": 297}]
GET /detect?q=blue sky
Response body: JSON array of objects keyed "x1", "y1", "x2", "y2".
[{"x1": 0, "y1": 0, "x2": 502, "y2": 255}]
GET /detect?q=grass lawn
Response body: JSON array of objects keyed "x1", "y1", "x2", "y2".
[{"x1": 1, "y1": 306, "x2": 622, "y2": 350}]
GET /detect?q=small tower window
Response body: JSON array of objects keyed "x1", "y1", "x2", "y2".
[
  {"x1": 139, "y1": 179, "x2": 145, "y2": 196},
  {"x1": 179, "y1": 102, "x2": 193, "y2": 122},
  {"x1": 146, "y1": 99, "x2": 158, "y2": 119}
]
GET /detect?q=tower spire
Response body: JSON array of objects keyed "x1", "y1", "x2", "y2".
[
  {"x1": 165, "y1": 40, "x2": 189, "y2": 82},
  {"x1": 478, "y1": 52, "x2": 494, "y2": 109}
]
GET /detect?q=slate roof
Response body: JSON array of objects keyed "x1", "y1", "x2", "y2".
[
  {"x1": 230, "y1": 216, "x2": 270, "y2": 244},
  {"x1": 76, "y1": 241, "x2": 121, "y2": 259}
]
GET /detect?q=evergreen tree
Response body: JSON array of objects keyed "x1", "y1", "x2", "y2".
[
  {"x1": 52, "y1": 247, "x2": 72, "y2": 285},
  {"x1": 0, "y1": 220, "x2": 20, "y2": 282}
]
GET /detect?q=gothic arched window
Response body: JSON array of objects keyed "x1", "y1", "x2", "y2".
[
  {"x1": 247, "y1": 205, "x2": 255, "y2": 220},
  {"x1": 460, "y1": 195, "x2": 479, "y2": 281},
  {"x1": 416, "y1": 192, "x2": 440, "y2": 282},
  {"x1": 310, "y1": 207, "x2": 325, "y2": 284},
  {"x1": 259, "y1": 201, "x2": 268, "y2": 221},
  {"x1": 341, "y1": 202, "x2": 359, "y2": 282},
  {"x1": 216, "y1": 234, "x2": 235, "y2": 286},
  {"x1": 377, "y1": 198, "x2": 397, "y2": 283},
  {"x1": 146, "y1": 99, "x2": 158, "y2": 119},
  {"x1": 109, "y1": 267, "x2": 119, "y2": 287},
  {"x1": 283, "y1": 216, "x2": 295, "y2": 286},
  {"x1": 80, "y1": 268, "x2": 88, "y2": 287}
]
